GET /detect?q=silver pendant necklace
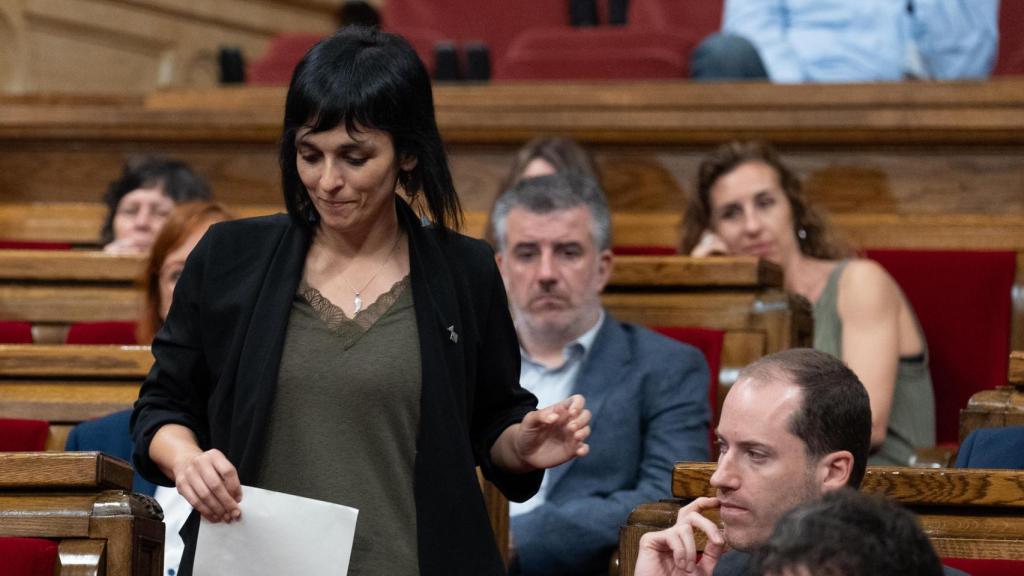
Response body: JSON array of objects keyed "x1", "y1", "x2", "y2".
[{"x1": 341, "y1": 232, "x2": 402, "y2": 314}]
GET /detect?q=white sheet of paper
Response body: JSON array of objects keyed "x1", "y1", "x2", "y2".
[{"x1": 192, "y1": 485, "x2": 358, "y2": 576}]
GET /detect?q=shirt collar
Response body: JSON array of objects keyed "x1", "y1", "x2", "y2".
[{"x1": 521, "y1": 309, "x2": 605, "y2": 368}]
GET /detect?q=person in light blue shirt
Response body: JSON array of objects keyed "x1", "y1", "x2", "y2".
[
  {"x1": 492, "y1": 173, "x2": 711, "y2": 575},
  {"x1": 692, "y1": 0, "x2": 1000, "y2": 82}
]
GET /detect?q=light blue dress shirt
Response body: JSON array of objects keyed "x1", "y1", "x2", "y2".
[
  {"x1": 723, "y1": 0, "x2": 1000, "y2": 82},
  {"x1": 509, "y1": 311, "x2": 604, "y2": 517}
]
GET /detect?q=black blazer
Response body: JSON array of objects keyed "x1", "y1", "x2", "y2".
[{"x1": 132, "y1": 199, "x2": 541, "y2": 575}]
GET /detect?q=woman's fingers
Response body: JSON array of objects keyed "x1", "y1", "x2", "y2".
[{"x1": 176, "y1": 449, "x2": 242, "y2": 523}]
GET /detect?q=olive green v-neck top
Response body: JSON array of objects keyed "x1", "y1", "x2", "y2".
[
  {"x1": 813, "y1": 260, "x2": 936, "y2": 466},
  {"x1": 257, "y1": 276, "x2": 421, "y2": 575}
]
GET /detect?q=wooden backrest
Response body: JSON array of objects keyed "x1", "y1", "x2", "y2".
[
  {"x1": 0, "y1": 344, "x2": 151, "y2": 450},
  {"x1": 618, "y1": 462, "x2": 1024, "y2": 576},
  {"x1": 960, "y1": 351, "x2": 1024, "y2": 441},
  {"x1": 0, "y1": 451, "x2": 163, "y2": 576},
  {"x1": 0, "y1": 249, "x2": 806, "y2": 378}
]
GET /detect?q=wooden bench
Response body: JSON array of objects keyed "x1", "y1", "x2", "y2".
[
  {"x1": 0, "y1": 344, "x2": 151, "y2": 449},
  {"x1": 3, "y1": 81, "x2": 1024, "y2": 218},
  {"x1": 0, "y1": 451, "x2": 163, "y2": 576},
  {"x1": 960, "y1": 351, "x2": 1024, "y2": 442},
  {"x1": 618, "y1": 462, "x2": 1024, "y2": 576},
  {"x1": 0, "y1": 249, "x2": 806, "y2": 386}
]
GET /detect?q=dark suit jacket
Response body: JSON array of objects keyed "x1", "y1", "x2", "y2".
[
  {"x1": 956, "y1": 426, "x2": 1024, "y2": 469},
  {"x1": 131, "y1": 200, "x2": 542, "y2": 576},
  {"x1": 512, "y1": 316, "x2": 710, "y2": 575},
  {"x1": 65, "y1": 409, "x2": 156, "y2": 496}
]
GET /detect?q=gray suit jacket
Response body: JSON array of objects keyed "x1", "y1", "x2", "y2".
[{"x1": 512, "y1": 314, "x2": 711, "y2": 575}]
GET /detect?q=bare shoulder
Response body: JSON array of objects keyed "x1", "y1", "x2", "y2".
[{"x1": 837, "y1": 259, "x2": 901, "y2": 317}]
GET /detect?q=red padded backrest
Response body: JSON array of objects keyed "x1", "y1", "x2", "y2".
[
  {"x1": 0, "y1": 538, "x2": 59, "y2": 576},
  {"x1": 0, "y1": 418, "x2": 49, "y2": 451},
  {"x1": 995, "y1": 0, "x2": 1024, "y2": 75},
  {"x1": 652, "y1": 326, "x2": 724, "y2": 453},
  {"x1": 612, "y1": 245, "x2": 677, "y2": 256},
  {"x1": 943, "y1": 557, "x2": 1024, "y2": 576},
  {"x1": 0, "y1": 321, "x2": 33, "y2": 344},
  {"x1": 0, "y1": 240, "x2": 72, "y2": 250},
  {"x1": 495, "y1": 27, "x2": 692, "y2": 80},
  {"x1": 383, "y1": 0, "x2": 567, "y2": 64},
  {"x1": 628, "y1": 0, "x2": 723, "y2": 40},
  {"x1": 247, "y1": 34, "x2": 323, "y2": 85},
  {"x1": 864, "y1": 249, "x2": 1016, "y2": 446},
  {"x1": 65, "y1": 321, "x2": 139, "y2": 345}
]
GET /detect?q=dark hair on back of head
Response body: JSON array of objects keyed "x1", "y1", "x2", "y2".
[
  {"x1": 751, "y1": 489, "x2": 943, "y2": 576},
  {"x1": 740, "y1": 348, "x2": 872, "y2": 488},
  {"x1": 100, "y1": 156, "x2": 211, "y2": 244},
  {"x1": 279, "y1": 27, "x2": 461, "y2": 233}
]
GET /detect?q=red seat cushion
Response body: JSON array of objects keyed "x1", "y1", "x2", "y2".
[
  {"x1": 612, "y1": 245, "x2": 677, "y2": 256},
  {"x1": 0, "y1": 537, "x2": 59, "y2": 576},
  {"x1": 65, "y1": 321, "x2": 138, "y2": 345},
  {"x1": 652, "y1": 326, "x2": 725, "y2": 453},
  {"x1": 995, "y1": 0, "x2": 1024, "y2": 75},
  {"x1": 0, "y1": 241, "x2": 72, "y2": 250},
  {"x1": 943, "y1": 557, "x2": 1024, "y2": 576},
  {"x1": 864, "y1": 249, "x2": 1016, "y2": 446},
  {"x1": 0, "y1": 418, "x2": 49, "y2": 451},
  {"x1": 495, "y1": 27, "x2": 693, "y2": 80},
  {"x1": 383, "y1": 0, "x2": 566, "y2": 67},
  {"x1": 0, "y1": 321, "x2": 33, "y2": 344},
  {"x1": 628, "y1": 0, "x2": 723, "y2": 40}
]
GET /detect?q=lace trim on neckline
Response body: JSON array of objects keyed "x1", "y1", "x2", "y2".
[{"x1": 298, "y1": 275, "x2": 410, "y2": 333}]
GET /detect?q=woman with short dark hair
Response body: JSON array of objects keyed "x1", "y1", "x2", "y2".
[
  {"x1": 132, "y1": 27, "x2": 591, "y2": 575},
  {"x1": 100, "y1": 156, "x2": 211, "y2": 254}
]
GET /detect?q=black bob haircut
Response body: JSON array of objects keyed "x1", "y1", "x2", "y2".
[{"x1": 279, "y1": 27, "x2": 461, "y2": 232}]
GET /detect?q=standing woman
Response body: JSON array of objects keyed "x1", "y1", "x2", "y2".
[
  {"x1": 681, "y1": 141, "x2": 934, "y2": 467},
  {"x1": 131, "y1": 28, "x2": 591, "y2": 576}
]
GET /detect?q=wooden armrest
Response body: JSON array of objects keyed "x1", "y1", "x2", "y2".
[{"x1": 909, "y1": 445, "x2": 956, "y2": 468}]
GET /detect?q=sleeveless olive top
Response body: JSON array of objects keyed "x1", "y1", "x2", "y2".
[
  {"x1": 257, "y1": 276, "x2": 421, "y2": 575},
  {"x1": 812, "y1": 260, "x2": 936, "y2": 466}
]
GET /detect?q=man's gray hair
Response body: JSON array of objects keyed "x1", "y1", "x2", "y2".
[{"x1": 490, "y1": 173, "x2": 612, "y2": 252}]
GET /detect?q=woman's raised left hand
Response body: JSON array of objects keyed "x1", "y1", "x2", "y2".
[{"x1": 493, "y1": 394, "x2": 591, "y2": 473}]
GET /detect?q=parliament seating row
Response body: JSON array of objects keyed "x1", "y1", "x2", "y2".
[
  {"x1": 961, "y1": 351, "x2": 1024, "y2": 442},
  {"x1": 5, "y1": 80, "x2": 1024, "y2": 211},
  {"x1": 618, "y1": 462, "x2": 1024, "y2": 576},
  {"x1": 0, "y1": 451, "x2": 163, "y2": 576},
  {"x1": 0, "y1": 250, "x2": 807, "y2": 405}
]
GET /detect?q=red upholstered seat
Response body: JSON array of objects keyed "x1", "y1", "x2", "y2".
[
  {"x1": 627, "y1": 0, "x2": 723, "y2": 40},
  {"x1": 0, "y1": 537, "x2": 59, "y2": 576},
  {"x1": 65, "y1": 321, "x2": 139, "y2": 345},
  {"x1": 652, "y1": 326, "x2": 725, "y2": 453},
  {"x1": 495, "y1": 27, "x2": 693, "y2": 80},
  {"x1": 0, "y1": 240, "x2": 72, "y2": 250},
  {"x1": 247, "y1": 34, "x2": 323, "y2": 85},
  {"x1": 995, "y1": 0, "x2": 1024, "y2": 75},
  {"x1": 0, "y1": 418, "x2": 49, "y2": 451},
  {"x1": 0, "y1": 321, "x2": 33, "y2": 344},
  {"x1": 612, "y1": 245, "x2": 677, "y2": 256},
  {"x1": 864, "y1": 249, "x2": 1016, "y2": 446},
  {"x1": 943, "y1": 557, "x2": 1024, "y2": 576},
  {"x1": 383, "y1": 0, "x2": 566, "y2": 67}
]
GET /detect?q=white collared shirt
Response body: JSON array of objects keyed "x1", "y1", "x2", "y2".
[{"x1": 510, "y1": 311, "x2": 604, "y2": 517}]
